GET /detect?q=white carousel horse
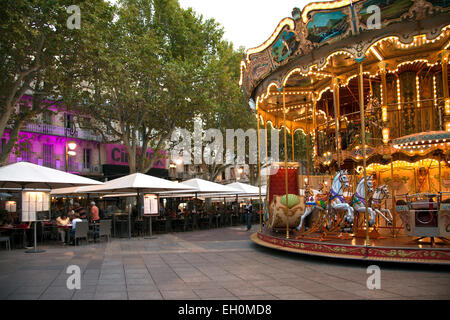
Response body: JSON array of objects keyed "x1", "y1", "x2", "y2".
[
  {"x1": 329, "y1": 170, "x2": 354, "y2": 224},
  {"x1": 297, "y1": 170, "x2": 354, "y2": 231},
  {"x1": 296, "y1": 185, "x2": 327, "y2": 231},
  {"x1": 371, "y1": 185, "x2": 393, "y2": 225},
  {"x1": 351, "y1": 176, "x2": 376, "y2": 226}
]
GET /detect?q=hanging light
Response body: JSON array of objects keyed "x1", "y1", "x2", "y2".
[{"x1": 382, "y1": 128, "x2": 390, "y2": 144}]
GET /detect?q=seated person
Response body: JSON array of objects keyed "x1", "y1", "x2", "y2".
[
  {"x1": 73, "y1": 203, "x2": 87, "y2": 220},
  {"x1": 69, "y1": 213, "x2": 83, "y2": 244},
  {"x1": 56, "y1": 213, "x2": 71, "y2": 244}
]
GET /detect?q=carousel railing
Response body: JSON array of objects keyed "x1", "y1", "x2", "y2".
[{"x1": 314, "y1": 97, "x2": 443, "y2": 156}]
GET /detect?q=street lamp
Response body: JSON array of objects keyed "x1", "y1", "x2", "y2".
[
  {"x1": 236, "y1": 167, "x2": 244, "y2": 181},
  {"x1": 65, "y1": 141, "x2": 77, "y2": 172}
]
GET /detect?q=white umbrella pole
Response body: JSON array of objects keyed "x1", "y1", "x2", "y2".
[
  {"x1": 144, "y1": 190, "x2": 156, "y2": 240},
  {"x1": 128, "y1": 203, "x2": 131, "y2": 239},
  {"x1": 25, "y1": 221, "x2": 45, "y2": 253}
]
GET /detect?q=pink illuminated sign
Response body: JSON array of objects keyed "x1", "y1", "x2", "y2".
[{"x1": 105, "y1": 144, "x2": 166, "y2": 169}]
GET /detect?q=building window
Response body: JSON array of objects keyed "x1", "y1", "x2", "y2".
[
  {"x1": 21, "y1": 149, "x2": 32, "y2": 162},
  {"x1": 83, "y1": 148, "x2": 91, "y2": 169},
  {"x1": 43, "y1": 144, "x2": 53, "y2": 167},
  {"x1": 65, "y1": 114, "x2": 74, "y2": 129}
]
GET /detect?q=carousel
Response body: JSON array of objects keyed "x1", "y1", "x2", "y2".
[{"x1": 241, "y1": 0, "x2": 450, "y2": 264}]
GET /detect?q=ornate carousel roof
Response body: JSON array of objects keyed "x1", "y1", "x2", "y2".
[{"x1": 240, "y1": 0, "x2": 450, "y2": 133}]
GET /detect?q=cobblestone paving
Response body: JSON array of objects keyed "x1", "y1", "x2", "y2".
[{"x1": 0, "y1": 225, "x2": 449, "y2": 300}]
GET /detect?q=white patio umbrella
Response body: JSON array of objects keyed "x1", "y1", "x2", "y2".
[
  {"x1": 226, "y1": 182, "x2": 266, "y2": 197},
  {"x1": 0, "y1": 162, "x2": 103, "y2": 189},
  {"x1": 159, "y1": 178, "x2": 243, "y2": 226},
  {"x1": 78, "y1": 173, "x2": 196, "y2": 238},
  {"x1": 0, "y1": 162, "x2": 102, "y2": 253},
  {"x1": 160, "y1": 178, "x2": 241, "y2": 197}
]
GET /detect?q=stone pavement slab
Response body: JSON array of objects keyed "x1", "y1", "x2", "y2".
[{"x1": 0, "y1": 225, "x2": 449, "y2": 300}]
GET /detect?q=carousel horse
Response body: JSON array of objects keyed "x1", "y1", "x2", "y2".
[
  {"x1": 329, "y1": 170, "x2": 354, "y2": 224},
  {"x1": 371, "y1": 185, "x2": 393, "y2": 225},
  {"x1": 296, "y1": 182, "x2": 328, "y2": 231},
  {"x1": 351, "y1": 176, "x2": 376, "y2": 226}
]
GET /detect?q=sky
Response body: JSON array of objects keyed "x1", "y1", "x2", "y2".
[{"x1": 178, "y1": 0, "x2": 311, "y2": 50}]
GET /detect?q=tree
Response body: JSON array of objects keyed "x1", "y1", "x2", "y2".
[
  {"x1": 0, "y1": 0, "x2": 113, "y2": 165},
  {"x1": 198, "y1": 42, "x2": 256, "y2": 182},
  {"x1": 72, "y1": 0, "x2": 225, "y2": 174}
]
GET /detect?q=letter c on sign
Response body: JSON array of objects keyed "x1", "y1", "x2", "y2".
[{"x1": 112, "y1": 148, "x2": 120, "y2": 162}]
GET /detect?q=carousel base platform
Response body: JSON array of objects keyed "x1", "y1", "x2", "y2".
[{"x1": 251, "y1": 231, "x2": 450, "y2": 265}]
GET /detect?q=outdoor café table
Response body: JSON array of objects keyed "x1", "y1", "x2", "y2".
[{"x1": 0, "y1": 225, "x2": 28, "y2": 249}]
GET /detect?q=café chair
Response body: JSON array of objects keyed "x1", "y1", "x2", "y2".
[
  {"x1": 74, "y1": 221, "x2": 89, "y2": 246},
  {"x1": 99, "y1": 220, "x2": 111, "y2": 242},
  {"x1": 0, "y1": 235, "x2": 11, "y2": 251},
  {"x1": 192, "y1": 214, "x2": 199, "y2": 230},
  {"x1": 183, "y1": 215, "x2": 192, "y2": 232},
  {"x1": 208, "y1": 213, "x2": 215, "y2": 229},
  {"x1": 165, "y1": 216, "x2": 173, "y2": 233}
]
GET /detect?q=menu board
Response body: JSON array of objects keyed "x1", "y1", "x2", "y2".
[
  {"x1": 21, "y1": 191, "x2": 50, "y2": 222},
  {"x1": 5, "y1": 201, "x2": 16, "y2": 213},
  {"x1": 143, "y1": 194, "x2": 159, "y2": 216}
]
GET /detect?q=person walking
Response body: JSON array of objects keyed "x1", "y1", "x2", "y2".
[{"x1": 245, "y1": 200, "x2": 253, "y2": 231}]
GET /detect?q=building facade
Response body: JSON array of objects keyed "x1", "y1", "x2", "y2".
[{"x1": 1, "y1": 97, "x2": 168, "y2": 180}]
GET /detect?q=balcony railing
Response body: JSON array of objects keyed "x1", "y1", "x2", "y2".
[
  {"x1": 23, "y1": 123, "x2": 103, "y2": 142},
  {"x1": 7, "y1": 156, "x2": 102, "y2": 175}
]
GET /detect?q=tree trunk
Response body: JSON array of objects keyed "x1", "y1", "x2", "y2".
[{"x1": 0, "y1": 119, "x2": 25, "y2": 165}]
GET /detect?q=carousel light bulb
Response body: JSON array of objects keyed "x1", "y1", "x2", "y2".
[
  {"x1": 445, "y1": 98, "x2": 450, "y2": 115},
  {"x1": 382, "y1": 128, "x2": 390, "y2": 144},
  {"x1": 382, "y1": 106, "x2": 387, "y2": 122},
  {"x1": 416, "y1": 76, "x2": 421, "y2": 108}
]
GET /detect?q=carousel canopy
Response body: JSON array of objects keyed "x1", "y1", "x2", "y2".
[
  {"x1": 393, "y1": 131, "x2": 450, "y2": 149},
  {"x1": 0, "y1": 162, "x2": 103, "y2": 189}
]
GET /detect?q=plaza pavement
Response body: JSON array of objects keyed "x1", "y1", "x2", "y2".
[{"x1": 0, "y1": 225, "x2": 449, "y2": 300}]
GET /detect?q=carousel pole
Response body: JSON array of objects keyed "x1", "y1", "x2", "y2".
[
  {"x1": 390, "y1": 159, "x2": 397, "y2": 238},
  {"x1": 283, "y1": 86, "x2": 290, "y2": 239},
  {"x1": 257, "y1": 112, "x2": 263, "y2": 233},
  {"x1": 332, "y1": 76, "x2": 341, "y2": 170},
  {"x1": 358, "y1": 62, "x2": 370, "y2": 245},
  {"x1": 312, "y1": 93, "x2": 317, "y2": 164},
  {"x1": 306, "y1": 98, "x2": 311, "y2": 186},
  {"x1": 264, "y1": 121, "x2": 269, "y2": 227},
  {"x1": 439, "y1": 153, "x2": 442, "y2": 193},
  {"x1": 291, "y1": 124, "x2": 295, "y2": 162}
]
